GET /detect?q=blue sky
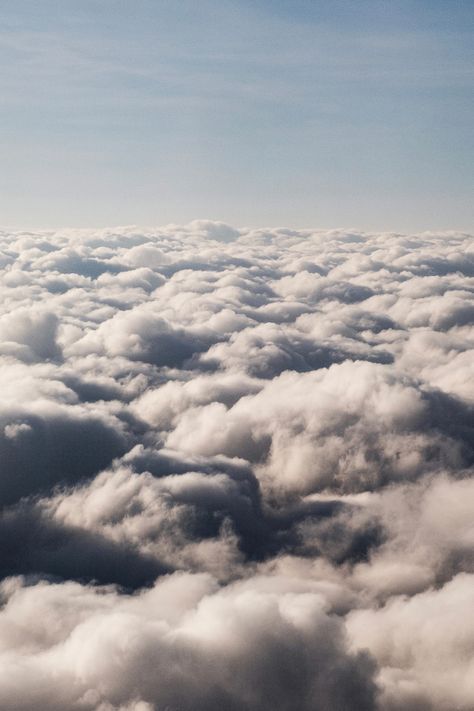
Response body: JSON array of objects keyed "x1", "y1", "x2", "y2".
[{"x1": 1, "y1": 0, "x2": 472, "y2": 230}]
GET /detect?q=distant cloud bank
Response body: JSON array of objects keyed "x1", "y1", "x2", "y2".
[{"x1": 0, "y1": 221, "x2": 472, "y2": 710}]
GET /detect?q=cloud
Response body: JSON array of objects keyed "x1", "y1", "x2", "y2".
[
  {"x1": 0, "y1": 309, "x2": 61, "y2": 362},
  {"x1": 0, "y1": 572, "x2": 378, "y2": 711},
  {"x1": 71, "y1": 307, "x2": 212, "y2": 367},
  {"x1": 0, "y1": 498, "x2": 168, "y2": 587},
  {"x1": 347, "y1": 573, "x2": 474, "y2": 711},
  {"x1": 0, "y1": 402, "x2": 128, "y2": 506},
  {"x1": 0, "y1": 222, "x2": 471, "y2": 709},
  {"x1": 165, "y1": 362, "x2": 473, "y2": 494}
]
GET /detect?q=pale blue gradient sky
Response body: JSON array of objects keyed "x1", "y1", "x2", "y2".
[{"x1": 1, "y1": 0, "x2": 472, "y2": 230}]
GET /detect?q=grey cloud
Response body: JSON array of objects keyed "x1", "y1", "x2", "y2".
[
  {"x1": 0, "y1": 403, "x2": 128, "y2": 506},
  {"x1": 0, "y1": 500, "x2": 168, "y2": 587}
]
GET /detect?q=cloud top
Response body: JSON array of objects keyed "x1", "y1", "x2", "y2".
[{"x1": 0, "y1": 222, "x2": 472, "y2": 710}]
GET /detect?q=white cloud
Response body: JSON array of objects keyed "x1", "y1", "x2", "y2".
[{"x1": 0, "y1": 222, "x2": 471, "y2": 709}]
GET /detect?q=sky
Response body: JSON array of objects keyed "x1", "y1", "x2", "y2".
[{"x1": 1, "y1": 0, "x2": 473, "y2": 230}]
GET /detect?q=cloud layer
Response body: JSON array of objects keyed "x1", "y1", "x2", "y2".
[{"x1": 0, "y1": 221, "x2": 472, "y2": 710}]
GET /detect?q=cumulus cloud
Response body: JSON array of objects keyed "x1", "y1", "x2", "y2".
[
  {"x1": 0, "y1": 571, "x2": 379, "y2": 711},
  {"x1": 0, "y1": 222, "x2": 471, "y2": 709}
]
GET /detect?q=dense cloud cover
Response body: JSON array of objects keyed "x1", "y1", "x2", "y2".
[{"x1": 0, "y1": 221, "x2": 472, "y2": 710}]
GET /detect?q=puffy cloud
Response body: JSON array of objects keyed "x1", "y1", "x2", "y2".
[
  {"x1": 347, "y1": 573, "x2": 474, "y2": 711},
  {"x1": 349, "y1": 473, "x2": 474, "y2": 597},
  {"x1": 165, "y1": 362, "x2": 473, "y2": 494},
  {"x1": 0, "y1": 572, "x2": 378, "y2": 711},
  {"x1": 0, "y1": 222, "x2": 471, "y2": 709},
  {"x1": 0, "y1": 310, "x2": 61, "y2": 362},
  {"x1": 0, "y1": 401, "x2": 128, "y2": 506},
  {"x1": 70, "y1": 306, "x2": 212, "y2": 367}
]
